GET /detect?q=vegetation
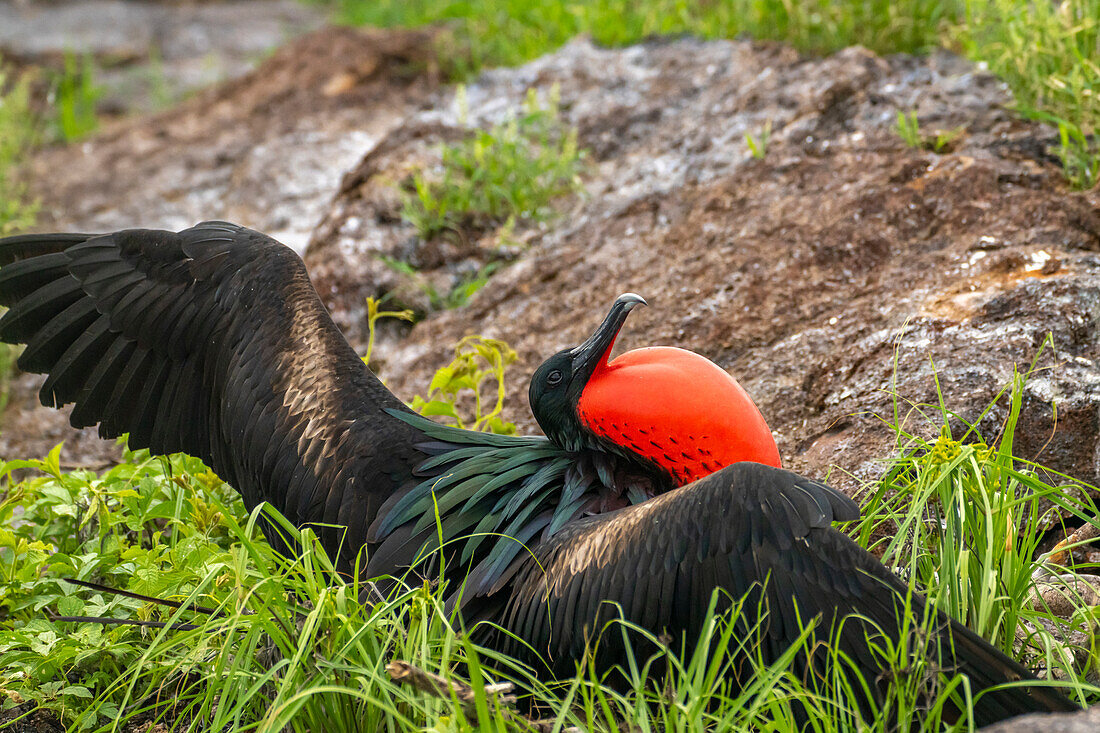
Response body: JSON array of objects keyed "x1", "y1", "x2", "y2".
[
  {"x1": 408, "y1": 335, "x2": 517, "y2": 434},
  {"x1": 51, "y1": 52, "x2": 103, "y2": 142},
  {"x1": 0, "y1": 368, "x2": 1097, "y2": 730},
  {"x1": 401, "y1": 86, "x2": 583, "y2": 242},
  {"x1": 744, "y1": 121, "x2": 771, "y2": 160},
  {"x1": 390, "y1": 87, "x2": 583, "y2": 312},
  {"x1": 894, "y1": 111, "x2": 965, "y2": 153},
  {"x1": 2, "y1": 0, "x2": 1100, "y2": 729},
  {"x1": 953, "y1": 0, "x2": 1100, "y2": 188},
  {"x1": 0, "y1": 71, "x2": 38, "y2": 236},
  {"x1": 0, "y1": 70, "x2": 37, "y2": 411},
  {"x1": 324, "y1": 0, "x2": 953, "y2": 76}
]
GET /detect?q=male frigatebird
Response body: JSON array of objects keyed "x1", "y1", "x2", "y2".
[{"x1": 0, "y1": 221, "x2": 1079, "y2": 724}]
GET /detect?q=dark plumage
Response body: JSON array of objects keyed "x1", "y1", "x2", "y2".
[{"x1": 0, "y1": 222, "x2": 1079, "y2": 726}]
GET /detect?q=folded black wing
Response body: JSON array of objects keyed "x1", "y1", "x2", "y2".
[
  {"x1": 0, "y1": 222, "x2": 425, "y2": 563},
  {"x1": 474, "y1": 462, "x2": 1075, "y2": 725}
]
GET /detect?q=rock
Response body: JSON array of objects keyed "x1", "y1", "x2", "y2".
[
  {"x1": 1029, "y1": 576, "x2": 1100, "y2": 617},
  {"x1": 979, "y1": 707, "x2": 1100, "y2": 733},
  {"x1": 25, "y1": 25, "x2": 440, "y2": 251},
  {"x1": 305, "y1": 38, "x2": 1100, "y2": 495}
]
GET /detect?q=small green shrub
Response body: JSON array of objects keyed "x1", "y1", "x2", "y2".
[
  {"x1": 52, "y1": 52, "x2": 102, "y2": 142},
  {"x1": 409, "y1": 335, "x2": 517, "y2": 434},
  {"x1": 401, "y1": 85, "x2": 584, "y2": 242}
]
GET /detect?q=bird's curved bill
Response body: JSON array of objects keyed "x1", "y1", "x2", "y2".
[{"x1": 569, "y1": 293, "x2": 647, "y2": 378}]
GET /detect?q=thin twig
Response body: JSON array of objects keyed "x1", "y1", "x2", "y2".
[{"x1": 386, "y1": 660, "x2": 577, "y2": 732}]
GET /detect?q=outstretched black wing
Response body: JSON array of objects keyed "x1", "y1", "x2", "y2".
[
  {"x1": 471, "y1": 462, "x2": 1076, "y2": 725},
  {"x1": 0, "y1": 222, "x2": 425, "y2": 564}
]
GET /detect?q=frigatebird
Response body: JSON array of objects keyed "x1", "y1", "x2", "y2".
[{"x1": 0, "y1": 221, "x2": 1079, "y2": 724}]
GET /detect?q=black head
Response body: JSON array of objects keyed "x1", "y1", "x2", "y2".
[{"x1": 529, "y1": 293, "x2": 646, "y2": 451}]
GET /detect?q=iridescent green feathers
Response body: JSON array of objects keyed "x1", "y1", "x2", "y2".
[{"x1": 368, "y1": 409, "x2": 666, "y2": 598}]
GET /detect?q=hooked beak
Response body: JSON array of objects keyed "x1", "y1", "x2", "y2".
[{"x1": 570, "y1": 293, "x2": 647, "y2": 380}]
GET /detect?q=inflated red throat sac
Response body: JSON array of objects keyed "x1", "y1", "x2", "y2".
[{"x1": 578, "y1": 344, "x2": 781, "y2": 483}]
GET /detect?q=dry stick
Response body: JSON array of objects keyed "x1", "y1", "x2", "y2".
[
  {"x1": 386, "y1": 660, "x2": 577, "y2": 732},
  {"x1": 1033, "y1": 520, "x2": 1100, "y2": 581}
]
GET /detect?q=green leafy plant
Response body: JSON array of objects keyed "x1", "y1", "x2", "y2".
[
  {"x1": 401, "y1": 85, "x2": 584, "y2": 242},
  {"x1": 361, "y1": 295, "x2": 415, "y2": 368},
  {"x1": 409, "y1": 335, "x2": 517, "y2": 434},
  {"x1": 0, "y1": 445, "x2": 252, "y2": 729},
  {"x1": 52, "y1": 52, "x2": 102, "y2": 142}
]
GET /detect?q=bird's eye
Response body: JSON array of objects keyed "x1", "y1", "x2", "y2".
[{"x1": 546, "y1": 369, "x2": 563, "y2": 387}]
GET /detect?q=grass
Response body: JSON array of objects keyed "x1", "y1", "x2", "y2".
[
  {"x1": 745, "y1": 121, "x2": 771, "y2": 160},
  {"x1": 894, "y1": 110, "x2": 966, "y2": 153},
  {"x1": 0, "y1": 368, "x2": 1097, "y2": 730},
  {"x1": 952, "y1": 0, "x2": 1100, "y2": 188},
  {"x1": 389, "y1": 87, "x2": 583, "y2": 312},
  {"x1": 322, "y1": 0, "x2": 955, "y2": 78}
]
